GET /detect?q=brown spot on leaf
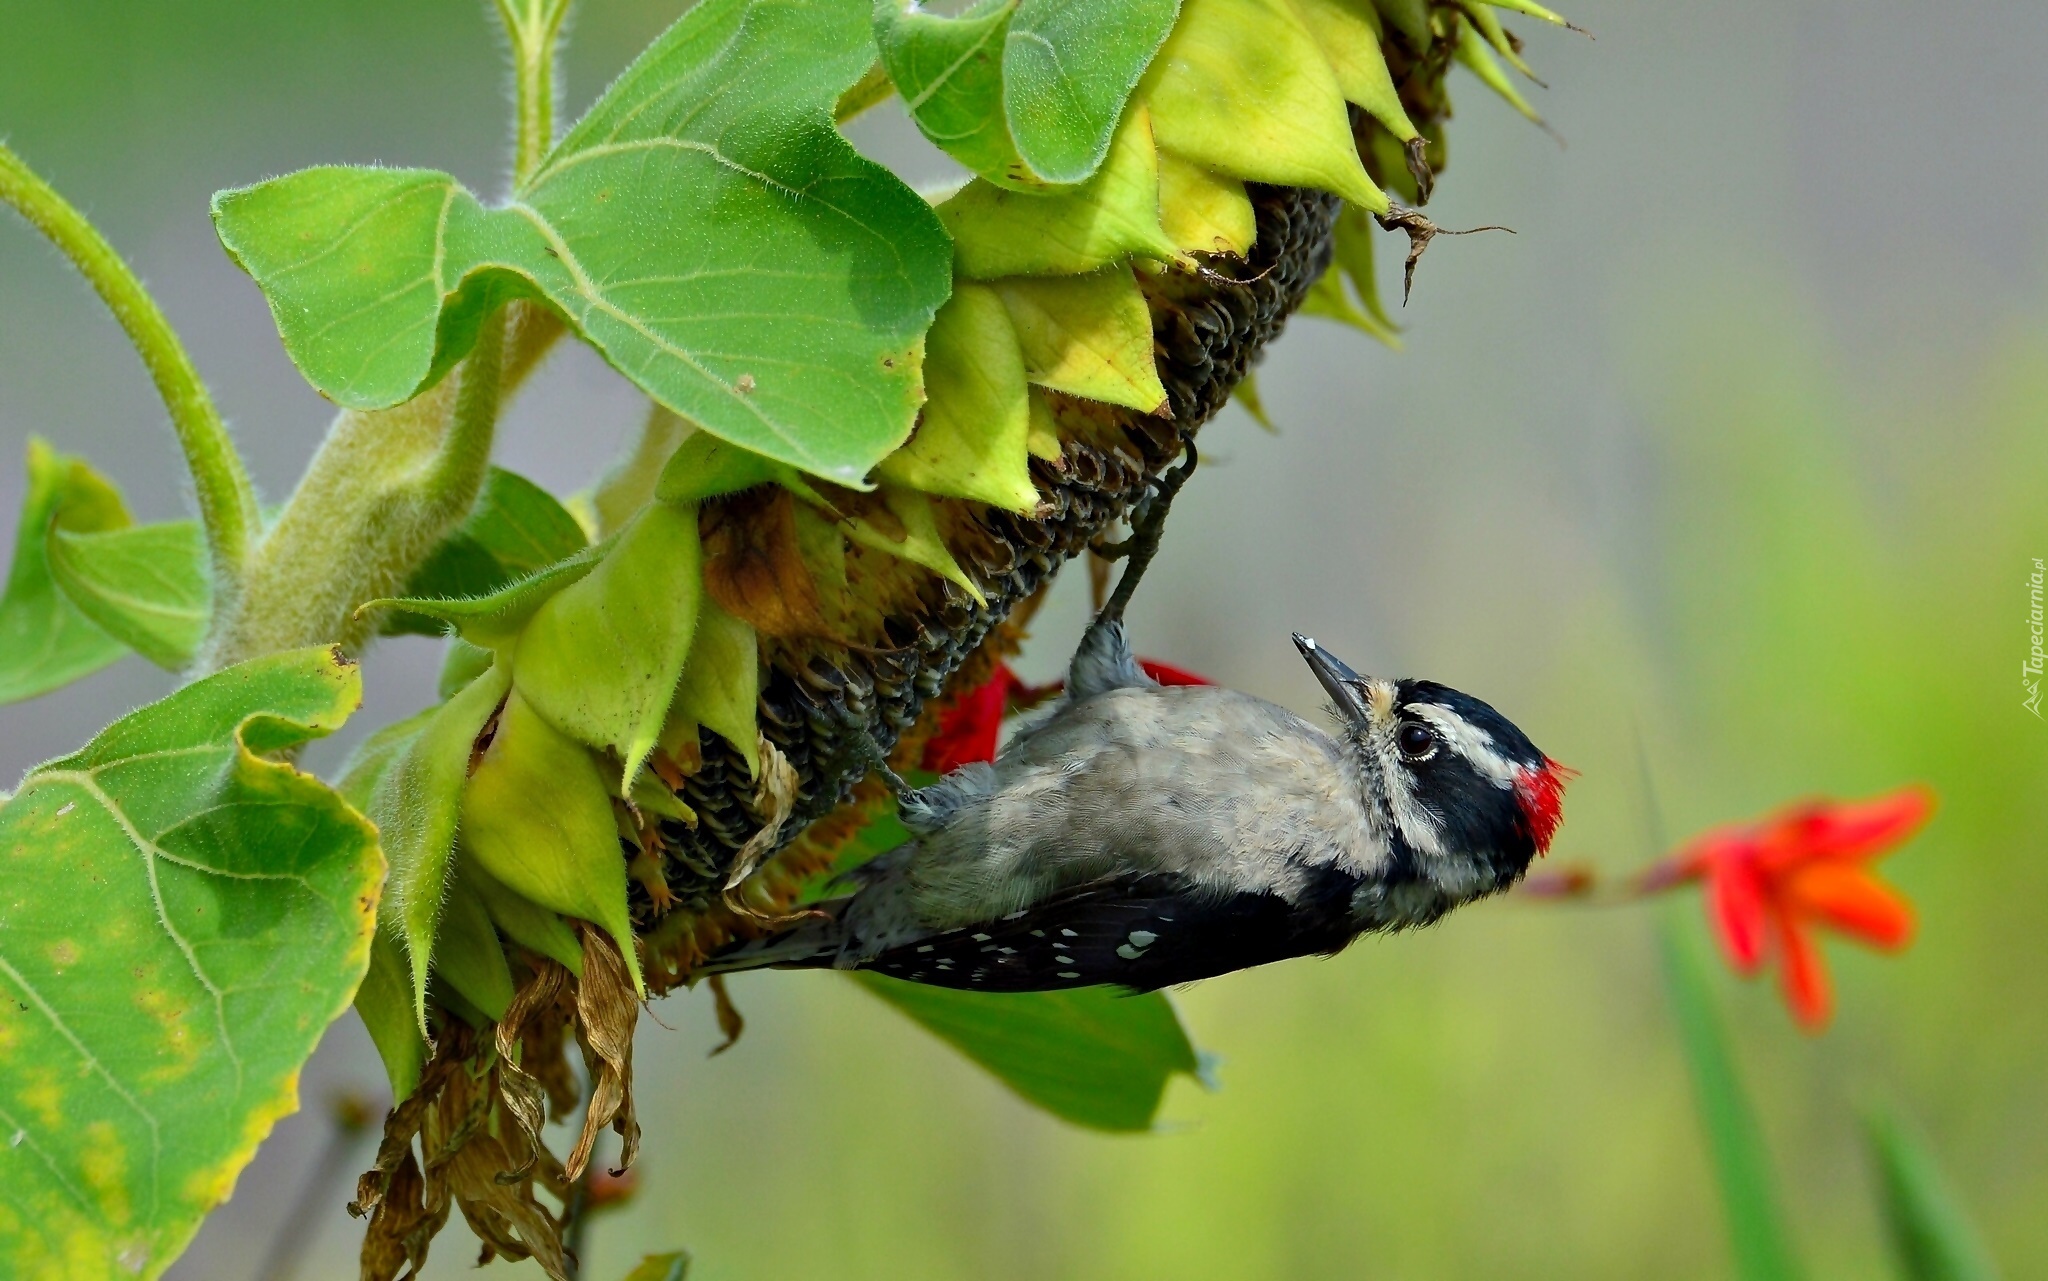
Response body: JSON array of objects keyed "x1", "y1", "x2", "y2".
[{"x1": 701, "y1": 487, "x2": 829, "y2": 638}]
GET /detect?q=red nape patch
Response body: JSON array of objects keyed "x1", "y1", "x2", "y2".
[{"x1": 1513, "y1": 758, "x2": 1574, "y2": 854}]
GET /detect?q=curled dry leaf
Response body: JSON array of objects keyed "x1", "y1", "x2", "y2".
[
  {"x1": 353, "y1": 1025, "x2": 571, "y2": 1281},
  {"x1": 567, "y1": 925, "x2": 642, "y2": 1184}
]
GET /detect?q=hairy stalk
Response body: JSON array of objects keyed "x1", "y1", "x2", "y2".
[
  {"x1": 0, "y1": 140, "x2": 258, "y2": 589},
  {"x1": 204, "y1": 314, "x2": 508, "y2": 668},
  {"x1": 495, "y1": 0, "x2": 576, "y2": 189}
]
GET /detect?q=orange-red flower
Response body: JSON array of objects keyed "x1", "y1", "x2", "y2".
[
  {"x1": 1650, "y1": 787, "x2": 1933, "y2": 1030},
  {"x1": 920, "y1": 659, "x2": 1213, "y2": 773}
]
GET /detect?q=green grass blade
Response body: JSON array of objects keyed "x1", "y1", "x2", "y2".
[
  {"x1": 1659, "y1": 918, "x2": 1804, "y2": 1281},
  {"x1": 1865, "y1": 1104, "x2": 2002, "y2": 1281}
]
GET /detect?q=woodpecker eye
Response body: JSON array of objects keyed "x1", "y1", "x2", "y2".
[{"x1": 1397, "y1": 722, "x2": 1436, "y2": 758}]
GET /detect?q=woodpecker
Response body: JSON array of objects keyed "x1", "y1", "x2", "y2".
[{"x1": 703, "y1": 450, "x2": 1568, "y2": 992}]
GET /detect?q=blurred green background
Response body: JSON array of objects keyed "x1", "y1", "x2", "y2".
[{"x1": 3, "y1": 1, "x2": 2045, "y2": 1277}]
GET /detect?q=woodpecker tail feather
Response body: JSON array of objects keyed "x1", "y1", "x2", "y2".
[{"x1": 691, "y1": 897, "x2": 853, "y2": 979}]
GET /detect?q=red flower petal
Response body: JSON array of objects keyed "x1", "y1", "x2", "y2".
[
  {"x1": 1774, "y1": 910, "x2": 1834, "y2": 1031},
  {"x1": 1706, "y1": 857, "x2": 1772, "y2": 975},
  {"x1": 1761, "y1": 787, "x2": 1934, "y2": 872},
  {"x1": 1787, "y1": 863, "x2": 1917, "y2": 951},
  {"x1": 920, "y1": 666, "x2": 1021, "y2": 773},
  {"x1": 1139, "y1": 658, "x2": 1213, "y2": 686}
]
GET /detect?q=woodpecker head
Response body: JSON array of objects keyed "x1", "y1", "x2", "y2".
[{"x1": 1293, "y1": 633, "x2": 1571, "y2": 926}]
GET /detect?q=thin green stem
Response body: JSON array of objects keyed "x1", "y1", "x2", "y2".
[
  {"x1": 0, "y1": 140, "x2": 258, "y2": 583},
  {"x1": 495, "y1": 0, "x2": 575, "y2": 189}
]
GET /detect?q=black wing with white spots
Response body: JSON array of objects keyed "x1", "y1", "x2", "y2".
[{"x1": 855, "y1": 864, "x2": 1367, "y2": 993}]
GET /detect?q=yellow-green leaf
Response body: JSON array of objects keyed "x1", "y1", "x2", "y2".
[
  {"x1": 1455, "y1": 17, "x2": 1544, "y2": 124},
  {"x1": 843, "y1": 485, "x2": 987, "y2": 604},
  {"x1": 367, "y1": 661, "x2": 512, "y2": 1026},
  {"x1": 463, "y1": 855, "x2": 584, "y2": 976},
  {"x1": 1294, "y1": 0, "x2": 1420, "y2": 139},
  {"x1": 1142, "y1": 0, "x2": 1388, "y2": 213},
  {"x1": 430, "y1": 871, "x2": 515, "y2": 1021},
  {"x1": 514, "y1": 501, "x2": 703, "y2": 788},
  {"x1": 0, "y1": 646, "x2": 379, "y2": 1279},
  {"x1": 1300, "y1": 268, "x2": 1400, "y2": 348},
  {"x1": 939, "y1": 104, "x2": 1180, "y2": 279},
  {"x1": 461, "y1": 690, "x2": 642, "y2": 994},
  {"x1": 995, "y1": 266, "x2": 1169, "y2": 414},
  {"x1": 1156, "y1": 150, "x2": 1256, "y2": 258},
  {"x1": 666, "y1": 597, "x2": 761, "y2": 778},
  {"x1": 878, "y1": 283, "x2": 1039, "y2": 513},
  {"x1": 0, "y1": 438, "x2": 132, "y2": 703},
  {"x1": 354, "y1": 929, "x2": 426, "y2": 1101},
  {"x1": 1331, "y1": 203, "x2": 1399, "y2": 332}
]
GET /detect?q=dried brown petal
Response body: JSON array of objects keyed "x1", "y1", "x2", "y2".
[
  {"x1": 706, "y1": 973, "x2": 745, "y2": 1056},
  {"x1": 566, "y1": 926, "x2": 642, "y2": 1182}
]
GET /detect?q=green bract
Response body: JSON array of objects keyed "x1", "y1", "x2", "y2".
[
  {"x1": 212, "y1": 0, "x2": 951, "y2": 484},
  {"x1": 854, "y1": 975, "x2": 1204, "y2": 1132},
  {"x1": 0, "y1": 647, "x2": 380, "y2": 1279},
  {"x1": 513, "y1": 500, "x2": 702, "y2": 787},
  {"x1": 386, "y1": 467, "x2": 586, "y2": 636},
  {"x1": 876, "y1": 0, "x2": 1180, "y2": 188},
  {"x1": 365, "y1": 661, "x2": 514, "y2": 1025}
]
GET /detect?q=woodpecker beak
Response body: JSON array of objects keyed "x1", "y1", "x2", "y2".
[{"x1": 1293, "y1": 633, "x2": 1373, "y2": 728}]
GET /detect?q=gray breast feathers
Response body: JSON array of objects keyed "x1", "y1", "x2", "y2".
[{"x1": 888, "y1": 684, "x2": 1386, "y2": 931}]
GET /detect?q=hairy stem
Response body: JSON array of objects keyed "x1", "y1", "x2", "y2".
[
  {"x1": 495, "y1": 0, "x2": 576, "y2": 189},
  {"x1": 204, "y1": 313, "x2": 509, "y2": 668},
  {"x1": 0, "y1": 140, "x2": 258, "y2": 586}
]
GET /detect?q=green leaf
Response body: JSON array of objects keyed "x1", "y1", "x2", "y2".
[
  {"x1": 366, "y1": 661, "x2": 512, "y2": 1026},
  {"x1": 355, "y1": 929, "x2": 426, "y2": 1101},
  {"x1": 461, "y1": 690, "x2": 642, "y2": 993},
  {"x1": 876, "y1": 0, "x2": 1178, "y2": 189},
  {"x1": 1865, "y1": 1104, "x2": 2003, "y2": 1281},
  {"x1": 875, "y1": 281, "x2": 1038, "y2": 513},
  {"x1": 513, "y1": 501, "x2": 703, "y2": 788},
  {"x1": 213, "y1": 0, "x2": 951, "y2": 485},
  {"x1": 1660, "y1": 919, "x2": 1805, "y2": 1281},
  {"x1": 842, "y1": 484, "x2": 987, "y2": 604},
  {"x1": 853, "y1": 975, "x2": 1201, "y2": 1132},
  {"x1": 937, "y1": 103, "x2": 1180, "y2": 281},
  {"x1": 369, "y1": 536, "x2": 610, "y2": 651},
  {"x1": 666, "y1": 597, "x2": 761, "y2": 778},
  {"x1": 386, "y1": 467, "x2": 587, "y2": 636},
  {"x1": 875, "y1": 0, "x2": 1025, "y2": 187},
  {"x1": 0, "y1": 646, "x2": 381, "y2": 1279},
  {"x1": 46, "y1": 520, "x2": 211, "y2": 669},
  {"x1": 0, "y1": 438, "x2": 133, "y2": 703},
  {"x1": 1002, "y1": 0, "x2": 1181, "y2": 184},
  {"x1": 463, "y1": 856, "x2": 583, "y2": 976},
  {"x1": 621, "y1": 1251, "x2": 692, "y2": 1281},
  {"x1": 429, "y1": 871, "x2": 515, "y2": 1022}
]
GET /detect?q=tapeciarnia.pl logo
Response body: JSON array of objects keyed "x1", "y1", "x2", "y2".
[{"x1": 2027, "y1": 557, "x2": 2045, "y2": 718}]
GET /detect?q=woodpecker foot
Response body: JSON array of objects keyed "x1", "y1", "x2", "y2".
[{"x1": 1095, "y1": 442, "x2": 1198, "y2": 626}]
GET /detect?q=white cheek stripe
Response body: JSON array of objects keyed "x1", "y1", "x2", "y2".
[
  {"x1": 1408, "y1": 703, "x2": 1518, "y2": 787},
  {"x1": 1361, "y1": 684, "x2": 1447, "y2": 858}
]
